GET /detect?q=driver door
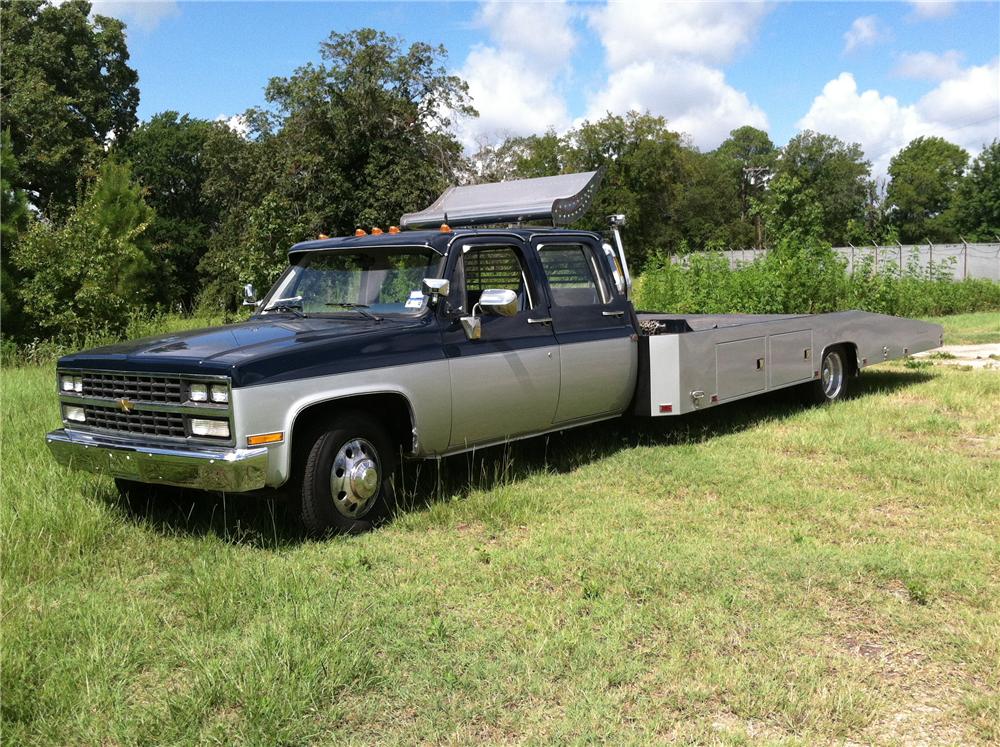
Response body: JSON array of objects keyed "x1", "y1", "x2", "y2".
[{"x1": 441, "y1": 239, "x2": 560, "y2": 449}]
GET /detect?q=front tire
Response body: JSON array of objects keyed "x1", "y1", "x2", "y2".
[
  {"x1": 808, "y1": 345, "x2": 850, "y2": 403},
  {"x1": 299, "y1": 413, "x2": 397, "y2": 535}
]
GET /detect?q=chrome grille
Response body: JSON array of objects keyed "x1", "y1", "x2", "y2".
[
  {"x1": 81, "y1": 373, "x2": 184, "y2": 404},
  {"x1": 83, "y1": 404, "x2": 186, "y2": 438}
]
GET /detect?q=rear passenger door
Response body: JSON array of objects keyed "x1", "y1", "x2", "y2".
[{"x1": 534, "y1": 237, "x2": 638, "y2": 423}]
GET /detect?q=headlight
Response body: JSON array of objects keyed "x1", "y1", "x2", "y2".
[
  {"x1": 63, "y1": 405, "x2": 86, "y2": 422},
  {"x1": 189, "y1": 418, "x2": 230, "y2": 438},
  {"x1": 61, "y1": 375, "x2": 82, "y2": 392},
  {"x1": 209, "y1": 384, "x2": 229, "y2": 404},
  {"x1": 189, "y1": 383, "x2": 209, "y2": 402}
]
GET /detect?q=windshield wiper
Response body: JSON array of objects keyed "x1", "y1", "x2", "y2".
[
  {"x1": 325, "y1": 302, "x2": 382, "y2": 322},
  {"x1": 263, "y1": 296, "x2": 306, "y2": 318}
]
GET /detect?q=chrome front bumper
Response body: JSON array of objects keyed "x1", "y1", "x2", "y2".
[{"x1": 45, "y1": 429, "x2": 268, "y2": 492}]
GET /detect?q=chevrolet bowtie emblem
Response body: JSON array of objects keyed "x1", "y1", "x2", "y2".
[{"x1": 118, "y1": 398, "x2": 134, "y2": 413}]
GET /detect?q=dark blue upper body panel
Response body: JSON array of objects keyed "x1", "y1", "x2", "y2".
[
  {"x1": 57, "y1": 315, "x2": 441, "y2": 388},
  {"x1": 57, "y1": 227, "x2": 610, "y2": 387}
]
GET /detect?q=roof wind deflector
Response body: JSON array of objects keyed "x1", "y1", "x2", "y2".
[{"x1": 399, "y1": 168, "x2": 605, "y2": 230}]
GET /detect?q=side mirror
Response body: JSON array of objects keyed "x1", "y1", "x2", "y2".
[
  {"x1": 242, "y1": 283, "x2": 259, "y2": 307},
  {"x1": 421, "y1": 278, "x2": 450, "y2": 306},
  {"x1": 478, "y1": 288, "x2": 518, "y2": 317}
]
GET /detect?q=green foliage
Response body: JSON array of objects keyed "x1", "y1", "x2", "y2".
[
  {"x1": 196, "y1": 28, "x2": 473, "y2": 310},
  {"x1": 2, "y1": 129, "x2": 30, "y2": 336},
  {"x1": 634, "y1": 240, "x2": 1000, "y2": 318},
  {"x1": 11, "y1": 161, "x2": 156, "y2": 339},
  {"x1": 955, "y1": 139, "x2": 1000, "y2": 241},
  {"x1": 776, "y1": 131, "x2": 871, "y2": 246},
  {"x1": 886, "y1": 136, "x2": 969, "y2": 243},
  {"x1": 114, "y1": 112, "x2": 222, "y2": 308},
  {"x1": 0, "y1": 0, "x2": 139, "y2": 214}
]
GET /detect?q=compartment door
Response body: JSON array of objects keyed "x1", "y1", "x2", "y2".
[
  {"x1": 716, "y1": 337, "x2": 766, "y2": 400},
  {"x1": 768, "y1": 330, "x2": 814, "y2": 388}
]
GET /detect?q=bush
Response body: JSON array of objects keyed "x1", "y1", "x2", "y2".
[
  {"x1": 634, "y1": 241, "x2": 1000, "y2": 317},
  {"x1": 10, "y1": 162, "x2": 158, "y2": 340}
]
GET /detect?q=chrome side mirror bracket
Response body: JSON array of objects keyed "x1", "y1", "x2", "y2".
[
  {"x1": 460, "y1": 315, "x2": 481, "y2": 340},
  {"x1": 458, "y1": 288, "x2": 517, "y2": 340},
  {"x1": 421, "y1": 278, "x2": 450, "y2": 306},
  {"x1": 242, "y1": 283, "x2": 260, "y2": 307}
]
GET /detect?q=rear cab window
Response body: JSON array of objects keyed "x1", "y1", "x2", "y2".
[{"x1": 538, "y1": 243, "x2": 610, "y2": 306}]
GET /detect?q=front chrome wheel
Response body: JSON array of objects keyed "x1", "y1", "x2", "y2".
[
  {"x1": 330, "y1": 438, "x2": 380, "y2": 518},
  {"x1": 821, "y1": 349, "x2": 845, "y2": 399}
]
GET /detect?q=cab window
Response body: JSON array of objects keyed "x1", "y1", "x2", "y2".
[
  {"x1": 538, "y1": 243, "x2": 609, "y2": 306},
  {"x1": 450, "y1": 244, "x2": 534, "y2": 313}
]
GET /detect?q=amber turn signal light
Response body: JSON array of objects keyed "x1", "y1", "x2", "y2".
[{"x1": 247, "y1": 431, "x2": 284, "y2": 446}]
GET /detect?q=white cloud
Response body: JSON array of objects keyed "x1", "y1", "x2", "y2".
[
  {"x1": 91, "y1": 1, "x2": 179, "y2": 32},
  {"x1": 843, "y1": 16, "x2": 883, "y2": 54},
  {"x1": 584, "y1": 60, "x2": 768, "y2": 147},
  {"x1": 215, "y1": 114, "x2": 250, "y2": 139},
  {"x1": 908, "y1": 1, "x2": 956, "y2": 20},
  {"x1": 453, "y1": 1, "x2": 575, "y2": 150},
  {"x1": 581, "y1": 1, "x2": 769, "y2": 149},
  {"x1": 893, "y1": 50, "x2": 964, "y2": 80},
  {"x1": 585, "y1": 1, "x2": 770, "y2": 68},
  {"x1": 796, "y1": 60, "x2": 1000, "y2": 176}
]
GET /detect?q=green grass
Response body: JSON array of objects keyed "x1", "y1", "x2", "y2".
[
  {"x1": 3, "y1": 315, "x2": 999, "y2": 744},
  {"x1": 924, "y1": 311, "x2": 1000, "y2": 346}
]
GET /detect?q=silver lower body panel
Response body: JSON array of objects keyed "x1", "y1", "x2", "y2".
[{"x1": 45, "y1": 429, "x2": 268, "y2": 492}]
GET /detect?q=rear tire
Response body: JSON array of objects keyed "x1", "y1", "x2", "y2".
[
  {"x1": 808, "y1": 345, "x2": 850, "y2": 403},
  {"x1": 299, "y1": 413, "x2": 398, "y2": 536}
]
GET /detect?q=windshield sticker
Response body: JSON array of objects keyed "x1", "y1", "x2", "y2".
[{"x1": 404, "y1": 290, "x2": 425, "y2": 310}]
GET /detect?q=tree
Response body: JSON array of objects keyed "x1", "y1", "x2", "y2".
[
  {"x1": 715, "y1": 126, "x2": 777, "y2": 247},
  {"x1": 955, "y1": 140, "x2": 1000, "y2": 242},
  {"x1": 886, "y1": 136, "x2": 969, "y2": 243},
  {"x1": 562, "y1": 112, "x2": 688, "y2": 267},
  {"x1": 196, "y1": 28, "x2": 474, "y2": 309},
  {"x1": 11, "y1": 161, "x2": 156, "y2": 338},
  {"x1": 776, "y1": 131, "x2": 871, "y2": 245},
  {"x1": 115, "y1": 112, "x2": 223, "y2": 308},
  {"x1": 0, "y1": 0, "x2": 139, "y2": 214},
  {"x1": 2, "y1": 129, "x2": 30, "y2": 335}
]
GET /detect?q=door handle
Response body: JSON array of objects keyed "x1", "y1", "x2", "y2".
[
  {"x1": 527, "y1": 317, "x2": 553, "y2": 325},
  {"x1": 602, "y1": 310, "x2": 625, "y2": 317}
]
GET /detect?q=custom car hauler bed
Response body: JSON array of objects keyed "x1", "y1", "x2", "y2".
[{"x1": 47, "y1": 171, "x2": 942, "y2": 534}]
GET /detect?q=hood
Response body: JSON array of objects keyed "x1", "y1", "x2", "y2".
[{"x1": 58, "y1": 315, "x2": 424, "y2": 378}]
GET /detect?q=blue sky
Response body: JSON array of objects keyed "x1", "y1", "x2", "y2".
[{"x1": 101, "y1": 1, "x2": 1000, "y2": 173}]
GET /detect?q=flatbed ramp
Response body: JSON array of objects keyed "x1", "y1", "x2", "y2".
[{"x1": 635, "y1": 311, "x2": 942, "y2": 416}]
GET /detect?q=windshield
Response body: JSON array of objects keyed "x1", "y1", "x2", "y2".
[{"x1": 260, "y1": 248, "x2": 442, "y2": 317}]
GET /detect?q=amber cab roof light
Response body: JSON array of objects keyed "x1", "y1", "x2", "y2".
[{"x1": 354, "y1": 228, "x2": 367, "y2": 237}]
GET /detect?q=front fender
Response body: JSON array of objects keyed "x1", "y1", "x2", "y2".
[{"x1": 231, "y1": 360, "x2": 452, "y2": 487}]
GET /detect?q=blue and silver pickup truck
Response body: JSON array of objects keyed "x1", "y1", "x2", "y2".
[{"x1": 47, "y1": 172, "x2": 942, "y2": 534}]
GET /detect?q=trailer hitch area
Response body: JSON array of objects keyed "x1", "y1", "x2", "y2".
[{"x1": 691, "y1": 390, "x2": 706, "y2": 408}]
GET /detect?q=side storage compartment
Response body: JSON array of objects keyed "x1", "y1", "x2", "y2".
[
  {"x1": 716, "y1": 337, "x2": 766, "y2": 401},
  {"x1": 768, "y1": 330, "x2": 814, "y2": 388}
]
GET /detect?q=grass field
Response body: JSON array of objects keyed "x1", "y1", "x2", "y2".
[{"x1": 2, "y1": 313, "x2": 998, "y2": 744}]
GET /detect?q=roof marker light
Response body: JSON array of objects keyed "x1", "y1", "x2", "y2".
[
  {"x1": 355, "y1": 228, "x2": 367, "y2": 237},
  {"x1": 440, "y1": 223, "x2": 452, "y2": 233},
  {"x1": 371, "y1": 227, "x2": 383, "y2": 235},
  {"x1": 317, "y1": 233, "x2": 329, "y2": 239},
  {"x1": 388, "y1": 226, "x2": 400, "y2": 234}
]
